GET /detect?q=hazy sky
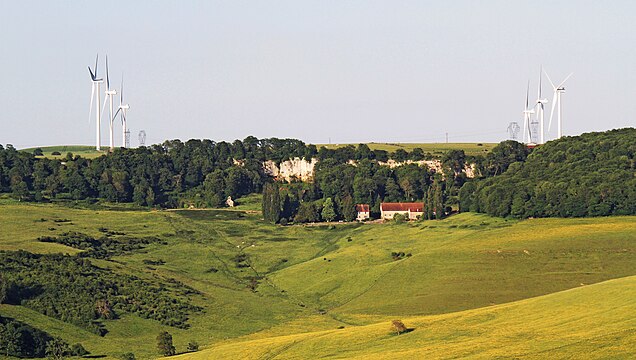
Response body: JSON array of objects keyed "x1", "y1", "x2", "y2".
[{"x1": 1, "y1": 1, "x2": 634, "y2": 148}]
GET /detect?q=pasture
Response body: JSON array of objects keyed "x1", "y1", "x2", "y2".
[{"x1": 0, "y1": 201, "x2": 634, "y2": 359}]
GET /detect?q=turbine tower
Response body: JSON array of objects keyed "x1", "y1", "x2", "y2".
[
  {"x1": 88, "y1": 54, "x2": 103, "y2": 151},
  {"x1": 112, "y1": 75, "x2": 130, "y2": 148},
  {"x1": 103, "y1": 56, "x2": 118, "y2": 151},
  {"x1": 544, "y1": 70, "x2": 573, "y2": 139},
  {"x1": 535, "y1": 66, "x2": 548, "y2": 144},
  {"x1": 522, "y1": 81, "x2": 535, "y2": 144},
  {"x1": 507, "y1": 122, "x2": 520, "y2": 140}
]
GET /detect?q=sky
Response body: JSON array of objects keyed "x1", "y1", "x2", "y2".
[{"x1": 0, "y1": 0, "x2": 635, "y2": 148}]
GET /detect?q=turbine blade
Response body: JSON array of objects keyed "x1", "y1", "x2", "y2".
[
  {"x1": 88, "y1": 66, "x2": 95, "y2": 81},
  {"x1": 113, "y1": 108, "x2": 121, "y2": 123},
  {"x1": 548, "y1": 91, "x2": 557, "y2": 131},
  {"x1": 106, "y1": 55, "x2": 110, "y2": 90},
  {"x1": 100, "y1": 94, "x2": 109, "y2": 123},
  {"x1": 538, "y1": 66, "x2": 542, "y2": 99},
  {"x1": 557, "y1": 72, "x2": 574, "y2": 88},
  {"x1": 543, "y1": 69, "x2": 556, "y2": 89},
  {"x1": 120, "y1": 74, "x2": 124, "y2": 103},
  {"x1": 89, "y1": 84, "x2": 95, "y2": 124},
  {"x1": 94, "y1": 54, "x2": 99, "y2": 78},
  {"x1": 525, "y1": 80, "x2": 530, "y2": 109}
]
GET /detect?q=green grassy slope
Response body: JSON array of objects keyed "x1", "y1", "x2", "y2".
[
  {"x1": 317, "y1": 142, "x2": 495, "y2": 157},
  {"x1": 0, "y1": 202, "x2": 634, "y2": 359},
  {"x1": 178, "y1": 275, "x2": 636, "y2": 359},
  {"x1": 20, "y1": 145, "x2": 104, "y2": 159}
]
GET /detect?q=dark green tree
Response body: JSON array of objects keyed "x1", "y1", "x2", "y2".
[
  {"x1": 262, "y1": 183, "x2": 281, "y2": 223},
  {"x1": 156, "y1": 331, "x2": 176, "y2": 356},
  {"x1": 321, "y1": 197, "x2": 337, "y2": 222}
]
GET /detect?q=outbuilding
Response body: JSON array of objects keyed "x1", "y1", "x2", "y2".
[{"x1": 356, "y1": 204, "x2": 370, "y2": 221}]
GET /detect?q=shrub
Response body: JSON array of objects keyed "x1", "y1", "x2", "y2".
[
  {"x1": 156, "y1": 331, "x2": 176, "y2": 356},
  {"x1": 187, "y1": 341, "x2": 199, "y2": 352},
  {"x1": 70, "y1": 343, "x2": 89, "y2": 356},
  {"x1": 51, "y1": 151, "x2": 61, "y2": 155},
  {"x1": 120, "y1": 352, "x2": 136, "y2": 360},
  {"x1": 393, "y1": 213, "x2": 407, "y2": 224},
  {"x1": 391, "y1": 320, "x2": 407, "y2": 335}
]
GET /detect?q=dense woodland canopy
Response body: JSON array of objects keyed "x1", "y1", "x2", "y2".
[
  {"x1": 1, "y1": 128, "x2": 634, "y2": 221},
  {"x1": 460, "y1": 128, "x2": 636, "y2": 218},
  {"x1": 0, "y1": 138, "x2": 471, "y2": 216}
]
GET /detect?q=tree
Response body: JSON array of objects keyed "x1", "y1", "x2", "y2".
[
  {"x1": 262, "y1": 183, "x2": 281, "y2": 223},
  {"x1": 321, "y1": 197, "x2": 337, "y2": 222},
  {"x1": 45, "y1": 337, "x2": 69, "y2": 360},
  {"x1": 295, "y1": 202, "x2": 320, "y2": 223},
  {"x1": 391, "y1": 320, "x2": 407, "y2": 335},
  {"x1": 341, "y1": 195, "x2": 357, "y2": 222},
  {"x1": 156, "y1": 331, "x2": 176, "y2": 356},
  {"x1": 70, "y1": 343, "x2": 89, "y2": 356},
  {"x1": 187, "y1": 341, "x2": 199, "y2": 352},
  {"x1": 33, "y1": 148, "x2": 43, "y2": 156}
]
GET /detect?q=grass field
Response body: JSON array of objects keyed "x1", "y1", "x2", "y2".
[
  {"x1": 0, "y1": 201, "x2": 634, "y2": 359},
  {"x1": 19, "y1": 142, "x2": 496, "y2": 160},
  {"x1": 317, "y1": 142, "x2": 496, "y2": 157},
  {"x1": 20, "y1": 145, "x2": 105, "y2": 159}
]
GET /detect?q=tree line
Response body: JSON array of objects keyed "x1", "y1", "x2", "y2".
[{"x1": 460, "y1": 128, "x2": 636, "y2": 218}]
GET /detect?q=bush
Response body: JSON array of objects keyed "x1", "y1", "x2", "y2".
[
  {"x1": 391, "y1": 319, "x2": 407, "y2": 335},
  {"x1": 70, "y1": 343, "x2": 89, "y2": 356},
  {"x1": 187, "y1": 341, "x2": 199, "y2": 352},
  {"x1": 393, "y1": 213, "x2": 407, "y2": 223},
  {"x1": 120, "y1": 352, "x2": 136, "y2": 360},
  {"x1": 156, "y1": 331, "x2": 176, "y2": 356},
  {"x1": 51, "y1": 151, "x2": 61, "y2": 155}
]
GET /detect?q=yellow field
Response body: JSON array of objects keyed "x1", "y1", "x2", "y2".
[{"x1": 174, "y1": 275, "x2": 636, "y2": 359}]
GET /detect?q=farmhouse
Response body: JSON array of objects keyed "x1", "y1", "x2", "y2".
[
  {"x1": 356, "y1": 204, "x2": 370, "y2": 221},
  {"x1": 380, "y1": 202, "x2": 424, "y2": 220}
]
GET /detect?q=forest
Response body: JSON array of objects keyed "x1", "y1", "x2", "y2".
[
  {"x1": 460, "y1": 128, "x2": 636, "y2": 218},
  {"x1": 1, "y1": 128, "x2": 634, "y2": 221}
]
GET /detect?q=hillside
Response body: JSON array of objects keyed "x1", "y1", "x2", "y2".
[
  {"x1": 0, "y1": 201, "x2": 634, "y2": 358},
  {"x1": 20, "y1": 145, "x2": 103, "y2": 159},
  {"x1": 177, "y1": 275, "x2": 636, "y2": 359},
  {"x1": 318, "y1": 142, "x2": 495, "y2": 157},
  {"x1": 461, "y1": 128, "x2": 636, "y2": 218}
]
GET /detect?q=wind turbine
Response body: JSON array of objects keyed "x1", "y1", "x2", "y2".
[
  {"x1": 103, "y1": 56, "x2": 117, "y2": 151},
  {"x1": 535, "y1": 66, "x2": 549, "y2": 144},
  {"x1": 544, "y1": 70, "x2": 573, "y2": 139},
  {"x1": 522, "y1": 81, "x2": 535, "y2": 144},
  {"x1": 88, "y1": 54, "x2": 103, "y2": 151},
  {"x1": 112, "y1": 75, "x2": 130, "y2": 148}
]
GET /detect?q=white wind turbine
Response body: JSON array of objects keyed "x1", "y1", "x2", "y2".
[
  {"x1": 112, "y1": 75, "x2": 130, "y2": 148},
  {"x1": 103, "y1": 56, "x2": 117, "y2": 151},
  {"x1": 88, "y1": 54, "x2": 103, "y2": 151},
  {"x1": 544, "y1": 70, "x2": 573, "y2": 139},
  {"x1": 535, "y1": 67, "x2": 549, "y2": 144},
  {"x1": 522, "y1": 81, "x2": 535, "y2": 144}
]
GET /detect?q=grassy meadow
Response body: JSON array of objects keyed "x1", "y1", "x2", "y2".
[
  {"x1": 21, "y1": 145, "x2": 104, "y2": 159},
  {"x1": 317, "y1": 142, "x2": 496, "y2": 157},
  {"x1": 0, "y1": 200, "x2": 634, "y2": 359}
]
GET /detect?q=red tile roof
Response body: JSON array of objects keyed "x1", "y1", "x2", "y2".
[
  {"x1": 356, "y1": 204, "x2": 370, "y2": 212},
  {"x1": 380, "y1": 202, "x2": 424, "y2": 212}
]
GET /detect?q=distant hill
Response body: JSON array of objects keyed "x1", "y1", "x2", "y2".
[
  {"x1": 461, "y1": 128, "x2": 636, "y2": 218},
  {"x1": 318, "y1": 142, "x2": 495, "y2": 157},
  {"x1": 20, "y1": 145, "x2": 104, "y2": 159}
]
